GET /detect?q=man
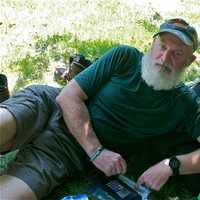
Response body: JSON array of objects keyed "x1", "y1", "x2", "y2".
[{"x1": 0, "y1": 18, "x2": 199, "y2": 199}]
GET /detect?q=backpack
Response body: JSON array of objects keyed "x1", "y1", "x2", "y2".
[{"x1": 54, "y1": 54, "x2": 92, "y2": 83}]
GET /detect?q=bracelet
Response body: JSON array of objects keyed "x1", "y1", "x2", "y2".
[{"x1": 89, "y1": 146, "x2": 105, "y2": 162}]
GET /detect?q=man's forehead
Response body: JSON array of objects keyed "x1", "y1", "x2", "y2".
[
  {"x1": 157, "y1": 33, "x2": 189, "y2": 46},
  {"x1": 155, "y1": 34, "x2": 195, "y2": 54}
]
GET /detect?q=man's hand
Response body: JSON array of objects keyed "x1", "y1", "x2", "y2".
[
  {"x1": 137, "y1": 159, "x2": 172, "y2": 191},
  {"x1": 92, "y1": 149, "x2": 127, "y2": 176}
]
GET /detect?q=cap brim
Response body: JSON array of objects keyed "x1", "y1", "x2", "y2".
[{"x1": 153, "y1": 29, "x2": 193, "y2": 46}]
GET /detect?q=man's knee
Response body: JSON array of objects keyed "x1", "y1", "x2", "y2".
[
  {"x1": 0, "y1": 108, "x2": 16, "y2": 152},
  {"x1": 0, "y1": 175, "x2": 37, "y2": 200}
]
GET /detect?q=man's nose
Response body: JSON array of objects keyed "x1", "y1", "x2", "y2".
[{"x1": 161, "y1": 50, "x2": 171, "y2": 63}]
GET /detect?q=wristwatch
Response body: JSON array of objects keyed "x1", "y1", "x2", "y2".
[{"x1": 169, "y1": 156, "x2": 181, "y2": 176}]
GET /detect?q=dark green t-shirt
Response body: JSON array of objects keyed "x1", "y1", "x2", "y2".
[{"x1": 75, "y1": 45, "x2": 200, "y2": 149}]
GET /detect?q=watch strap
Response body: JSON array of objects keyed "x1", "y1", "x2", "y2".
[{"x1": 169, "y1": 156, "x2": 180, "y2": 176}]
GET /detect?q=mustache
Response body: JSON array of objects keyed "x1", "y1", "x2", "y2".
[
  {"x1": 141, "y1": 54, "x2": 183, "y2": 91},
  {"x1": 155, "y1": 61, "x2": 174, "y2": 73}
]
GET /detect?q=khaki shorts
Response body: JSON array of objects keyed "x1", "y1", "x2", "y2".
[{"x1": 0, "y1": 85, "x2": 89, "y2": 199}]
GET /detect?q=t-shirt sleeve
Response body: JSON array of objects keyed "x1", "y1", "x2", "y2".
[{"x1": 74, "y1": 45, "x2": 139, "y2": 98}]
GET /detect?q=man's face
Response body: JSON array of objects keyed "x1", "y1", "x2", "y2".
[
  {"x1": 151, "y1": 33, "x2": 194, "y2": 71},
  {"x1": 141, "y1": 33, "x2": 195, "y2": 90}
]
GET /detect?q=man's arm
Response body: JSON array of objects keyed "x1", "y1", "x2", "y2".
[
  {"x1": 137, "y1": 141, "x2": 200, "y2": 191},
  {"x1": 56, "y1": 79, "x2": 127, "y2": 176},
  {"x1": 175, "y1": 148, "x2": 200, "y2": 174}
]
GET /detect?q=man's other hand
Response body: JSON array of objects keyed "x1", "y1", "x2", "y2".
[
  {"x1": 92, "y1": 149, "x2": 127, "y2": 176},
  {"x1": 137, "y1": 159, "x2": 173, "y2": 191}
]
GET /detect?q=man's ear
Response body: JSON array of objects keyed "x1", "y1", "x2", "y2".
[
  {"x1": 186, "y1": 54, "x2": 197, "y2": 67},
  {"x1": 190, "y1": 54, "x2": 196, "y2": 63}
]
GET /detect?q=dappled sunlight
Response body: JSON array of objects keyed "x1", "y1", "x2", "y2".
[{"x1": 0, "y1": 0, "x2": 199, "y2": 91}]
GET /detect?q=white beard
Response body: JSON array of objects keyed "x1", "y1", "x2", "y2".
[{"x1": 141, "y1": 53, "x2": 184, "y2": 91}]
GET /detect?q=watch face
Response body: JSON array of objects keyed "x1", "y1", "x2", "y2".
[
  {"x1": 169, "y1": 157, "x2": 180, "y2": 176},
  {"x1": 170, "y1": 157, "x2": 179, "y2": 167}
]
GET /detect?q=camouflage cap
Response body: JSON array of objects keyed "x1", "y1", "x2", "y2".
[{"x1": 153, "y1": 18, "x2": 199, "y2": 51}]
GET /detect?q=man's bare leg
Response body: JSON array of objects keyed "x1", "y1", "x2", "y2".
[
  {"x1": 0, "y1": 175, "x2": 37, "y2": 200},
  {"x1": 0, "y1": 108, "x2": 37, "y2": 199},
  {"x1": 0, "y1": 108, "x2": 16, "y2": 152}
]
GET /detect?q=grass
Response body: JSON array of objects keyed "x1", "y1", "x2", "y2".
[
  {"x1": 9, "y1": 34, "x2": 120, "y2": 91},
  {"x1": 1, "y1": 0, "x2": 199, "y2": 91},
  {"x1": 0, "y1": 0, "x2": 200, "y2": 199}
]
